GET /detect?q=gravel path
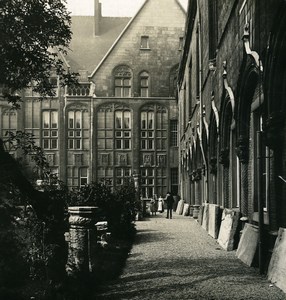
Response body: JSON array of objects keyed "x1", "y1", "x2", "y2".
[{"x1": 95, "y1": 213, "x2": 286, "y2": 300}]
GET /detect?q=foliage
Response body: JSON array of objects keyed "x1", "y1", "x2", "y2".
[
  {"x1": 0, "y1": 191, "x2": 29, "y2": 289},
  {"x1": 0, "y1": 0, "x2": 78, "y2": 108},
  {"x1": 0, "y1": 131, "x2": 70, "y2": 299},
  {"x1": 3, "y1": 131, "x2": 50, "y2": 178},
  {"x1": 69, "y1": 179, "x2": 140, "y2": 239}
]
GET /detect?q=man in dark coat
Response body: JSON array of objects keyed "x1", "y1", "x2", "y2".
[{"x1": 165, "y1": 192, "x2": 174, "y2": 219}]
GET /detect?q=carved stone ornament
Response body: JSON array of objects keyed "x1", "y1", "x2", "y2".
[
  {"x1": 235, "y1": 135, "x2": 249, "y2": 164},
  {"x1": 209, "y1": 156, "x2": 217, "y2": 174},
  {"x1": 101, "y1": 153, "x2": 109, "y2": 165},
  {"x1": 191, "y1": 168, "x2": 202, "y2": 182},
  {"x1": 157, "y1": 154, "x2": 166, "y2": 166},
  {"x1": 143, "y1": 153, "x2": 152, "y2": 166},
  {"x1": 219, "y1": 148, "x2": 230, "y2": 167},
  {"x1": 264, "y1": 112, "x2": 285, "y2": 149},
  {"x1": 68, "y1": 215, "x2": 93, "y2": 227},
  {"x1": 118, "y1": 153, "x2": 127, "y2": 166}
]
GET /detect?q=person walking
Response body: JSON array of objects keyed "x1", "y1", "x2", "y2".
[
  {"x1": 157, "y1": 195, "x2": 164, "y2": 213},
  {"x1": 165, "y1": 192, "x2": 174, "y2": 219},
  {"x1": 150, "y1": 196, "x2": 157, "y2": 216}
]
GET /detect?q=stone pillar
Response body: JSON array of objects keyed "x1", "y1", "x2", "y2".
[{"x1": 66, "y1": 206, "x2": 98, "y2": 277}]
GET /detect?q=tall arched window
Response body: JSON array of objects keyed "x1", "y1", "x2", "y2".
[
  {"x1": 140, "y1": 105, "x2": 168, "y2": 198},
  {"x1": 114, "y1": 65, "x2": 132, "y2": 97},
  {"x1": 96, "y1": 104, "x2": 132, "y2": 187},
  {"x1": 139, "y1": 71, "x2": 149, "y2": 97},
  {"x1": 67, "y1": 108, "x2": 89, "y2": 150},
  {"x1": 42, "y1": 110, "x2": 58, "y2": 149}
]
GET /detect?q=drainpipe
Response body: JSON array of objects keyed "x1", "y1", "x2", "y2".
[
  {"x1": 257, "y1": 130, "x2": 264, "y2": 274},
  {"x1": 197, "y1": 0, "x2": 208, "y2": 204}
]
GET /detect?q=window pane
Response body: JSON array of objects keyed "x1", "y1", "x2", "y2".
[
  {"x1": 69, "y1": 111, "x2": 74, "y2": 128},
  {"x1": 75, "y1": 111, "x2": 81, "y2": 128},
  {"x1": 97, "y1": 111, "x2": 105, "y2": 128},
  {"x1": 51, "y1": 111, "x2": 58, "y2": 128},
  {"x1": 123, "y1": 79, "x2": 130, "y2": 86},
  {"x1": 43, "y1": 111, "x2": 49, "y2": 128},
  {"x1": 106, "y1": 139, "x2": 112, "y2": 149},
  {"x1": 43, "y1": 130, "x2": 49, "y2": 137},
  {"x1": 124, "y1": 111, "x2": 130, "y2": 128},
  {"x1": 10, "y1": 113, "x2": 16, "y2": 129},
  {"x1": 141, "y1": 78, "x2": 148, "y2": 87},
  {"x1": 141, "y1": 88, "x2": 148, "y2": 97},
  {"x1": 115, "y1": 87, "x2": 122, "y2": 97},
  {"x1": 43, "y1": 140, "x2": 49, "y2": 149},
  {"x1": 80, "y1": 168, "x2": 88, "y2": 177},
  {"x1": 115, "y1": 111, "x2": 122, "y2": 128},
  {"x1": 69, "y1": 140, "x2": 74, "y2": 149},
  {"x1": 106, "y1": 111, "x2": 113, "y2": 128},
  {"x1": 124, "y1": 140, "x2": 130, "y2": 149},
  {"x1": 148, "y1": 111, "x2": 154, "y2": 129},
  {"x1": 76, "y1": 139, "x2": 81, "y2": 149},
  {"x1": 115, "y1": 78, "x2": 122, "y2": 86},
  {"x1": 141, "y1": 112, "x2": 147, "y2": 129},
  {"x1": 116, "y1": 140, "x2": 122, "y2": 149},
  {"x1": 51, "y1": 130, "x2": 57, "y2": 137},
  {"x1": 141, "y1": 36, "x2": 149, "y2": 48},
  {"x1": 97, "y1": 139, "x2": 105, "y2": 149},
  {"x1": 51, "y1": 139, "x2": 57, "y2": 149},
  {"x1": 123, "y1": 87, "x2": 130, "y2": 97}
]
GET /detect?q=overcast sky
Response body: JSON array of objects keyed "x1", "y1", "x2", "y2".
[{"x1": 66, "y1": 0, "x2": 188, "y2": 16}]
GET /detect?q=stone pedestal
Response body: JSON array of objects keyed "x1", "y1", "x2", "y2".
[
  {"x1": 66, "y1": 206, "x2": 98, "y2": 277},
  {"x1": 193, "y1": 205, "x2": 200, "y2": 219}
]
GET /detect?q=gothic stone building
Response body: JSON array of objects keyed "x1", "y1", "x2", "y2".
[
  {"x1": 178, "y1": 0, "x2": 286, "y2": 283},
  {"x1": 0, "y1": 0, "x2": 186, "y2": 199}
]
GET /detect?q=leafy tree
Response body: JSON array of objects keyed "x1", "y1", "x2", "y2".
[{"x1": 0, "y1": 0, "x2": 78, "y2": 108}]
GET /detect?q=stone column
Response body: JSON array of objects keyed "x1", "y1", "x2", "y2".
[{"x1": 66, "y1": 206, "x2": 98, "y2": 277}]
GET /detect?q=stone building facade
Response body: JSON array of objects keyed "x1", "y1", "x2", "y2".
[
  {"x1": 178, "y1": 0, "x2": 286, "y2": 278},
  {"x1": 0, "y1": 0, "x2": 186, "y2": 199}
]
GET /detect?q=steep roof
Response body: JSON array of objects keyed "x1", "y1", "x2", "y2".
[
  {"x1": 65, "y1": 16, "x2": 131, "y2": 75},
  {"x1": 90, "y1": 0, "x2": 186, "y2": 78}
]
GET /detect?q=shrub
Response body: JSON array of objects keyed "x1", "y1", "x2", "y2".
[{"x1": 68, "y1": 179, "x2": 140, "y2": 239}]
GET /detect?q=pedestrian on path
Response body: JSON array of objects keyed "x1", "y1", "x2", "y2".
[
  {"x1": 157, "y1": 195, "x2": 164, "y2": 213},
  {"x1": 150, "y1": 196, "x2": 157, "y2": 216},
  {"x1": 165, "y1": 192, "x2": 174, "y2": 219}
]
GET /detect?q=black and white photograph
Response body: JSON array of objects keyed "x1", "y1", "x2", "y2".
[{"x1": 1, "y1": 0, "x2": 286, "y2": 299}]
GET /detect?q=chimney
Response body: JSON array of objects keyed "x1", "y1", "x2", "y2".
[{"x1": 94, "y1": 0, "x2": 102, "y2": 36}]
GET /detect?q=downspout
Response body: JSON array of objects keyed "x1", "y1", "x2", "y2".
[{"x1": 197, "y1": 0, "x2": 208, "y2": 203}]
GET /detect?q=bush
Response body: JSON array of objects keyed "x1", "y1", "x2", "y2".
[{"x1": 68, "y1": 179, "x2": 140, "y2": 239}]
